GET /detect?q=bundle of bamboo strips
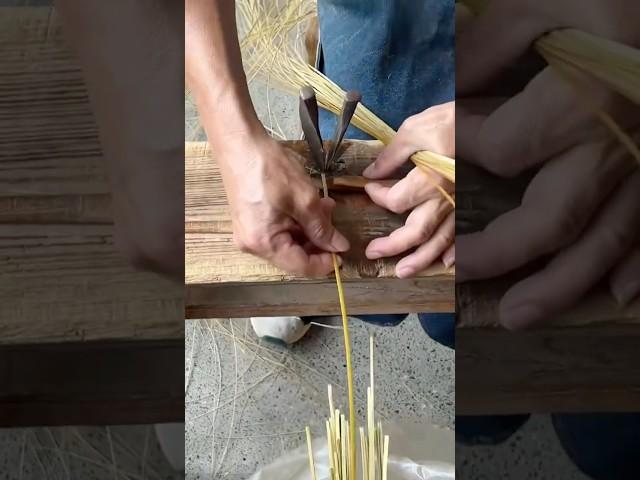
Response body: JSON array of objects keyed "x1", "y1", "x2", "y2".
[
  {"x1": 460, "y1": 0, "x2": 640, "y2": 165},
  {"x1": 236, "y1": 0, "x2": 456, "y2": 191},
  {"x1": 306, "y1": 337, "x2": 390, "y2": 480}
]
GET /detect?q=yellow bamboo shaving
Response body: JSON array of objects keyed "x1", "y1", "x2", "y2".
[
  {"x1": 306, "y1": 426, "x2": 318, "y2": 480},
  {"x1": 320, "y1": 173, "x2": 357, "y2": 477},
  {"x1": 237, "y1": 0, "x2": 456, "y2": 190}
]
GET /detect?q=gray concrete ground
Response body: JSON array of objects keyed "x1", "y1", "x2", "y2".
[
  {"x1": 457, "y1": 415, "x2": 589, "y2": 479},
  {"x1": 0, "y1": 425, "x2": 180, "y2": 479},
  {"x1": 185, "y1": 317, "x2": 455, "y2": 479}
]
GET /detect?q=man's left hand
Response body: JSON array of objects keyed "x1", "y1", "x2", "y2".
[{"x1": 363, "y1": 103, "x2": 455, "y2": 278}]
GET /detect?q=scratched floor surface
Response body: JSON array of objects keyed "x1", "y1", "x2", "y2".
[{"x1": 184, "y1": 316, "x2": 455, "y2": 479}]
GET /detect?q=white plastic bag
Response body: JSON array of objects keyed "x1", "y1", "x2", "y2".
[{"x1": 248, "y1": 422, "x2": 455, "y2": 480}]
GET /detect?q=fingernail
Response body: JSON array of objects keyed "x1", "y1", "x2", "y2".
[
  {"x1": 363, "y1": 162, "x2": 376, "y2": 177},
  {"x1": 397, "y1": 266, "x2": 414, "y2": 278},
  {"x1": 614, "y1": 281, "x2": 640, "y2": 307},
  {"x1": 331, "y1": 232, "x2": 350, "y2": 252},
  {"x1": 366, "y1": 250, "x2": 381, "y2": 260},
  {"x1": 443, "y1": 252, "x2": 455, "y2": 269},
  {"x1": 501, "y1": 304, "x2": 544, "y2": 331}
]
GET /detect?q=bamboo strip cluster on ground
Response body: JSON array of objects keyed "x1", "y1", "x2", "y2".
[{"x1": 305, "y1": 337, "x2": 390, "y2": 480}]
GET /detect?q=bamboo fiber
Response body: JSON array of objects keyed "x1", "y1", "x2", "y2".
[
  {"x1": 305, "y1": 336, "x2": 390, "y2": 480},
  {"x1": 236, "y1": 0, "x2": 456, "y2": 189}
]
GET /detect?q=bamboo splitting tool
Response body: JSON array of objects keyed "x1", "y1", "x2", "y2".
[
  {"x1": 300, "y1": 85, "x2": 361, "y2": 478},
  {"x1": 299, "y1": 85, "x2": 362, "y2": 178}
]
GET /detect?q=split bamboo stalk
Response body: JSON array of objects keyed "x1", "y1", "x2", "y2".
[{"x1": 305, "y1": 335, "x2": 389, "y2": 480}]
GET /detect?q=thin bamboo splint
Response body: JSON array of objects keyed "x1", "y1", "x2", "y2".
[{"x1": 306, "y1": 337, "x2": 390, "y2": 480}]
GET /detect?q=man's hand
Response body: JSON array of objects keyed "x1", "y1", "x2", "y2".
[
  {"x1": 457, "y1": 134, "x2": 640, "y2": 329},
  {"x1": 186, "y1": 0, "x2": 348, "y2": 278},
  {"x1": 363, "y1": 103, "x2": 455, "y2": 278},
  {"x1": 456, "y1": 1, "x2": 640, "y2": 328},
  {"x1": 219, "y1": 132, "x2": 349, "y2": 277},
  {"x1": 457, "y1": 0, "x2": 640, "y2": 177}
]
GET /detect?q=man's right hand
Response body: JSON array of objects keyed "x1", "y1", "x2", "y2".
[
  {"x1": 218, "y1": 132, "x2": 350, "y2": 277},
  {"x1": 186, "y1": 0, "x2": 348, "y2": 278}
]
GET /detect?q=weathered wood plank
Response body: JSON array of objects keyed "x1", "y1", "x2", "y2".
[
  {"x1": 184, "y1": 140, "x2": 454, "y2": 315},
  {"x1": 0, "y1": 340, "x2": 184, "y2": 427},
  {"x1": 186, "y1": 277, "x2": 454, "y2": 318},
  {"x1": 457, "y1": 326, "x2": 640, "y2": 415}
]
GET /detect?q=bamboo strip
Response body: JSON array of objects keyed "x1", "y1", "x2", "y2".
[{"x1": 305, "y1": 426, "x2": 318, "y2": 480}]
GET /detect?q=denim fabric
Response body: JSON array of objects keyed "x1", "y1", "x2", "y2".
[
  {"x1": 552, "y1": 413, "x2": 640, "y2": 479},
  {"x1": 354, "y1": 313, "x2": 454, "y2": 349},
  {"x1": 317, "y1": 0, "x2": 455, "y2": 139}
]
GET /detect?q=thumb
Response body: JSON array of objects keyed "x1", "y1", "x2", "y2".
[
  {"x1": 363, "y1": 133, "x2": 416, "y2": 179},
  {"x1": 457, "y1": 3, "x2": 548, "y2": 95},
  {"x1": 294, "y1": 197, "x2": 350, "y2": 253}
]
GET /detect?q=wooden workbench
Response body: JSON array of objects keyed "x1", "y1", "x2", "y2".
[
  {"x1": 185, "y1": 140, "x2": 455, "y2": 318},
  {"x1": 1, "y1": 7, "x2": 183, "y2": 426}
]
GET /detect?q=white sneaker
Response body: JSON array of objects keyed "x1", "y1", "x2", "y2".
[{"x1": 250, "y1": 317, "x2": 311, "y2": 345}]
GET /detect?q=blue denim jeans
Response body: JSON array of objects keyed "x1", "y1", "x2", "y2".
[
  {"x1": 317, "y1": 0, "x2": 454, "y2": 140},
  {"x1": 356, "y1": 313, "x2": 455, "y2": 349}
]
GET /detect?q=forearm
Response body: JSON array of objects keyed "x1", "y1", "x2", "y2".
[{"x1": 185, "y1": 0, "x2": 265, "y2": 151}]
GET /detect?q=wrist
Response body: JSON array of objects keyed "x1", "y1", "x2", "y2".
[{"x1": 195, "y1": 81, "x2": 265, "y2": 141}]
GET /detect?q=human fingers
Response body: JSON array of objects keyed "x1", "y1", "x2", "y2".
[
  {"x1": 499, "y1": 169, "x2": 640, "y2": 330},
  {"x1": 365, "y1": 167, "x2": 448, "y2": 214},
  {"x1": 395, "y1": 210, "x2": 454, "y2": 278},
  {"x1": 291, "y1": 193, "x2": 350, "y2": 253},
  {"x1": 456, "y1": 139, "x2": 633, "y2": 282},
  {"x1": 457, "y1": 66, "x2": 639, "y2": 177},
  {"x1": 364, "y1": 103, "x2": 455, "y2": 179},
  {"x1": 365, "y1": 198, "x2": 452, "y2": 260},
  {"x1": 267, "y1": 231, "x2": 336, "y2": 277},
  {"x1": 609, "y1": 247, "x2": 640, "y2": 306}
]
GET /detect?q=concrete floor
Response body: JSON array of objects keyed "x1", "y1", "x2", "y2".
[
  {"x1": 457, "y1": 416, "x2": 589, "y2": 479},
  {"x1": 185, "y1": 317, "x2": 455, "y2": 479},
  {"x1": 0, "y1": 425, "x2": 181, "y2": 479}
]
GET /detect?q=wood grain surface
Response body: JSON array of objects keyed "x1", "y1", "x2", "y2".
[
  {"x1": 0, "y1": 7, "x2": 183, "y2": 346},
  {"x1": 185, "y1": 140, "x2": 455, "y2": 315},
  {"x1": 457, "y1": 325, "x2": 640, "y2": 415}
]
